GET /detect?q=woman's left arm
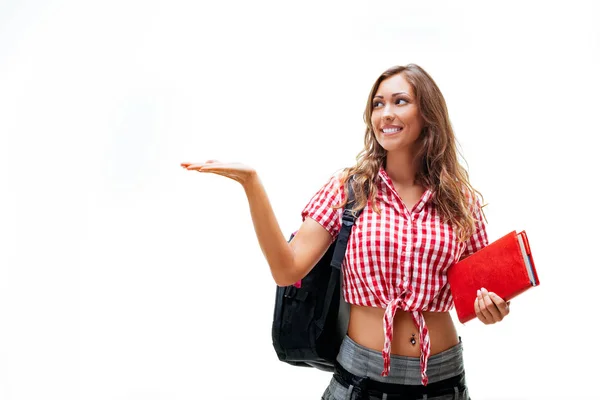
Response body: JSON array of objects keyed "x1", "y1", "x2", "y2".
[{"x1": 462, "y1": 193, "x2": 511, "y2": 324}]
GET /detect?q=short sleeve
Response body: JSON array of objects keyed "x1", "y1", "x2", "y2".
[
  {"x1": 301, "y1": 173, "x2": 345, "y2": 241},
  {"x1": 460, "y1": 193, "x2": 489, "y2": 260}
]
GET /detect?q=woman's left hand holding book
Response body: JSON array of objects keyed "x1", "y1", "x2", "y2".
[{"x1": 474, "y1": 287, "x2": 510, "y2": 325}]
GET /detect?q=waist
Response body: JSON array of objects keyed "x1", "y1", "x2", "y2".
[
  {"x1": 347, "y1": 304, "x2": 458, "y2": 357},
  {"x1": 333, "y1": 363, "x2": 466, "y2": 399},
  {"x1": 336, "y1": 335, "x2": 465, "y2": 385}
]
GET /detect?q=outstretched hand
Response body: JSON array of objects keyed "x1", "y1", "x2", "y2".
[
  {"x1": 474, "y1": 287, "x2": 510, "y2": 325},
  {"x1": 181, "y1": 160, "x2": 257, "y2": 187}
]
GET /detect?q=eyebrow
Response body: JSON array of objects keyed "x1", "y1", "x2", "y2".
[{"x1": 373, "y1": 91, "x2": 410, "y2": 99}]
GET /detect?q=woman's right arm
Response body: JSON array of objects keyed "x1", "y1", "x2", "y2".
[
  {"x1": 243, "y1": 173, "x2": 333, "y2": 286},
  {"x1": 182, "y1": 161, "x2": 333, "y2": 286}
]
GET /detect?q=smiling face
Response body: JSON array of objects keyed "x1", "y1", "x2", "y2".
[{"x1": 370, "y1": 73, "x2": 425, "y2": 155}]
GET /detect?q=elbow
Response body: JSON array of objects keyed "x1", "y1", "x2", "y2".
[
  {"x1": 273, "y1": 272, "x2": 299, "y2": 288},
  {"x1": 275, "y1": 280, "x2": 292, "y2": 288},
  {"x1": 270, "y1": 250, "x2": 302, "y2": 287},
  {"x1": 271, "y1": 265, "x2": 302, "y2": 288}
]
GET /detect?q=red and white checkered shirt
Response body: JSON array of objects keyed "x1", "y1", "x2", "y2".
[{"x1": 301, "y1": 167, "x2": 488, "y2": 386}]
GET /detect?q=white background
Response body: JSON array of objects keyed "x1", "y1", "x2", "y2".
[{"x1": 0, "y1": 0, "x2": 598, "y2": 399}]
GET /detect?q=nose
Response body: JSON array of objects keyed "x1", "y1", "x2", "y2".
[{"x1": 382, "y1": 103, "x2": 394, "y2": 121}]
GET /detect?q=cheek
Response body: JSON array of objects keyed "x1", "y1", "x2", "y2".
[
  {"x1": 400, "y1": 108, "x2": 418, "y2": 121},
  {"x1": 404, "y1": 111, "x2": 424, "y2": 131},
  {"x1": 370, "y1": 113, "x2": 378, "y2": 128}
]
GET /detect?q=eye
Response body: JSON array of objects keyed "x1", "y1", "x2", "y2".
[
  {"x1": 395, "y1": 98, "x2": 408, "y2": 105},
  {"x1": 372, "y1": 100, "x2": 384, "y2": 108}
]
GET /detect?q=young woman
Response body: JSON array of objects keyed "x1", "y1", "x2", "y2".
[{"x1": 182, "y1": 64, "x2": 510, "y2": 400}]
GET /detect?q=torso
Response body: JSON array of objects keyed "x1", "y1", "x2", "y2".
[
  {"x1": 347, "y1": 305, "x2": 459, "y2": 357},
  {"x1": 346, "y1": 179, "x2": 459, "y2": 357}
]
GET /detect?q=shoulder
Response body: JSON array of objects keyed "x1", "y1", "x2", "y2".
[
  {"x1": 461, "y1": 185, "x2": 487, "y2": 230},
  {"x1": 315, "y1": 168, "x2": 350, "y2": 194},
  {"x1": 460, "y1": 184, "x2": 484, "y2": 211},
  {"x1": 301, "y1": 168, "x2": 351, "y2": 236}
]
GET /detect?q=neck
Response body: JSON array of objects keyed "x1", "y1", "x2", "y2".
[{"x1": 384, "y1": 150, "x2": 421, "y2": 187}]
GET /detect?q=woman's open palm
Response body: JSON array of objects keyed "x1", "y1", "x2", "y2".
[{"x1": 181, "y1": 160, "x2": 257, "y2": 186}]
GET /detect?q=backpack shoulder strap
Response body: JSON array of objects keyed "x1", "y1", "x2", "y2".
[
  {"x1": 315, "y1": 176, "x2": 363, "y2": 331},
  {"x1": 330, "y1": 176, "x2": 364, "y2": 269}
]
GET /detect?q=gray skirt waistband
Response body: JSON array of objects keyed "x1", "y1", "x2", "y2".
[{"x1": 336, "y1": 335, "x2": 465, "y2": 385}]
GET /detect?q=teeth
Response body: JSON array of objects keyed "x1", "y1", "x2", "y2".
[{"x1": 383, "y1": 127, "x2": 401, "y2": 133}]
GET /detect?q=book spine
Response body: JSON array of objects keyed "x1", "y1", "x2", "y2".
[{"x1": 519, "y1": 231, "x2": 540, "y2": 286}]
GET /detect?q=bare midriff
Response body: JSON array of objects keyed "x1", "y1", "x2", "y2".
[{"x1": 346, "y1": 304, "x2": 459, "y2": 357}]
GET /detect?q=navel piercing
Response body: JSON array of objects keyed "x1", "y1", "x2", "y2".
[{"x1": 410, "y1": 334, "x2": 416, "y2": 346}]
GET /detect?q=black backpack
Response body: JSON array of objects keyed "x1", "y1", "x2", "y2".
[{"x1": 271, "y1": 181, "x2": 363, "y2": 372}]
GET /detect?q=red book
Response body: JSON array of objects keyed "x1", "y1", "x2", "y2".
[{"x1": 448, "y1": 230, "x2": 539, "y2": 324}]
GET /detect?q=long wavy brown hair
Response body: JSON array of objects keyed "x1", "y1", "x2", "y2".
[{"x1": 336, "y1": 64, "x2": 485, "y2": 242}]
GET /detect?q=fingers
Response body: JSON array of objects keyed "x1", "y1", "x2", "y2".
[
  {"x1": 181, "y1": 162, "x2": 199, "y2": 170},
  {"x1": 474, "y1": 295, "x2": 482, "y2": 320},
  {"x1": 475, "y1": 288, "x2": 508, "y2": 325},
  {"x1": 481, "y1": 288, "x2": 502, "y2": 321},
  {"x1": 180, "y1": 160, "x2": 221, "y2": 169},
  {"x1": 183, "y1": 163, "x2": 206, "y2": 171},
  {"x1": 181, "y1": 161, "x2": 221, "y2": 173},
  {"x1": 475, "y1": 289, "x2": 494, "y2": 323},
  {"x1": 489, "y1": 291, "x2": 510, "y2": 317},
  {"x1": 179, "y1": 160, "x2": 255, "y2": 186}
]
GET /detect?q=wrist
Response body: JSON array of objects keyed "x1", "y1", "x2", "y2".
[{"x1": 242, "y1": 170, "x2": 261, "y2": 193}]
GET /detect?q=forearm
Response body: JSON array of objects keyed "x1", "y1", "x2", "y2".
[{"x1": 242, "y1": 173, "x2": 295, "y2": 286}]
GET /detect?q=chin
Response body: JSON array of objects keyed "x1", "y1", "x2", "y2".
[{"x1": 376, "y1": 137, "x2": 404, "y2": 151}]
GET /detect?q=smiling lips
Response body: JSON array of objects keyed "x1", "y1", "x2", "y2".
[{"x1": 381, "y1": 126, "x2": 403, "y2": 136}]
